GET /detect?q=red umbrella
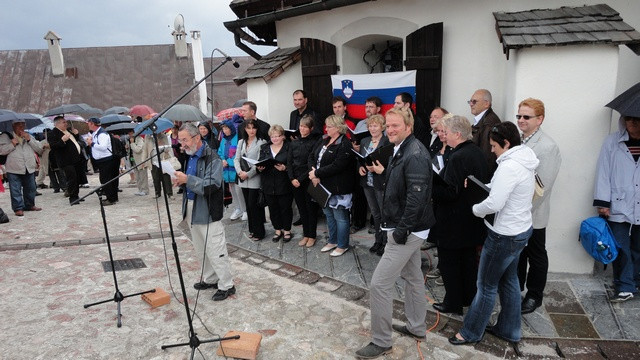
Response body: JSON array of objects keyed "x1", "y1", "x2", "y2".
[
  {"x1": 216, "y1": 107, "x2": 242, "y2": 121},
  {"x1": 129, "y1": 105, "x2": 155, "y2": 118}
]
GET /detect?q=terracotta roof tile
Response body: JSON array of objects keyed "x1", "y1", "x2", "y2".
[{"x1": 494, "y1": 3, "x2": 640, "y2": 58}]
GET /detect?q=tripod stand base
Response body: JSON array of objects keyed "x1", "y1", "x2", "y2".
[
  {"x1": 162, "y1": 333, "x2": 241, "y2": 359},
  {"x1": 84, "y1": 288, "x2": 156, "y2": 327}
]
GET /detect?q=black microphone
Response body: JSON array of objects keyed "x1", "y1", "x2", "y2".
[{"x1": 215, "y1": 48, "x2": 240, "y2": 68}]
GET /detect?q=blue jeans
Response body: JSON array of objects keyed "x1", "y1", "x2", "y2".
[
  {"x1": 323, "y1": 206, "x2": 350, "y2": 249},
  {"x1": 609, "y1": 221, "x2": 640, "y2": 294},
  {"x1": 460, "y1": 227, "x2": 532, "y2": 343},
  {"x1": 7, "y1": 172, "x2": 36, "y2": 212}
]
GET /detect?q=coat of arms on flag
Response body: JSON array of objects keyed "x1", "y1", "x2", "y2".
[{"x1": 341, "y1": 80, "x2": 354, "y2": 99}]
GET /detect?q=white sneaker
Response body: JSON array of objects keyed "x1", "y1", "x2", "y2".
[
  {"x1": 230, "y1": 208, "x2": 243, "y2": 220},
  {"x1": 134, "y1": 191, "x2": 148, "y2": 196},
  {"x1": 241, "y1": 212, "x2": 248, "y2": 221},
  {"x1": 610, "y1": 292, "x2": 634, "y2": 302}
]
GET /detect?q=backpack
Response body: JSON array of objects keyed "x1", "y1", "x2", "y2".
[
  {"x1": 108, "y1": 133, "x2": 127, "y2": 160},
  {"x1": 0, "y1": 132, "x2": 13, "y2": 165},
  {"x1": 579, "y1": 216, "x2": 618, "y2": 265}
]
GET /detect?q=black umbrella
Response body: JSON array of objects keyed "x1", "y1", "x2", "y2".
[
  {"x1": 100, "y1": 114, "x2": 132, "y2": 125},
  {"x1": 44, "y1": 103, "x2": 103, "y2": 117},
  {"x1": 232, "y1": 99, "x2": 248, "y2": 108},
  {"x1": 104, "y1": 106, "x2": 130, "y2": 115},
  {"x1": 105, "y1": 122, "x2": 136, "y2": 135},
  {"x1": 164, "y1": 104, "x2": 208, "y2": 122},
  {"x1": 0, "y1": 113, "x2": 43, "y2": 133},
  {"x1": 606, "y1": 82, "x2": 640, "y2": 118}
]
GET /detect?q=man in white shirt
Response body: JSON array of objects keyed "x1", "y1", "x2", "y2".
[{"x1": 86, "y1": 117, "x2": 119, "y2": 205}]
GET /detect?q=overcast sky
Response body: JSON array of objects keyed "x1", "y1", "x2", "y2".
[{"x1": 0, "y1": 0, "x2": 267, "y2": 57}]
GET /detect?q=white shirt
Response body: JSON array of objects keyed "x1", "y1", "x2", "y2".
[
  {"x1": 473, "y1": 109, "x2": 488, "y2": 125},
  {"x1": 91, "y1": 129, "x2": 112, "y2": 160}
]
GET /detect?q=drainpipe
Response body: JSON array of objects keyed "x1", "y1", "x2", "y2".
[
  {"x1": 190, "y1": 31, "x2": 208, "y2": 114},
  {"x1": 224, "y1": 0, "x2": 374, "y2": 59}
]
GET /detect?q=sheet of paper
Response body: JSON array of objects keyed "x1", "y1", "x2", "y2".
[{"x1": 160, "y1": 160, "x2": 177, "y2": 179}]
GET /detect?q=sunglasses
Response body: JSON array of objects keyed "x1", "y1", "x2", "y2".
[
  {"x1": 515, "y1": 115, "x2": 539, "y2": 120},
  {"x1": 467, "y1": 99, "x2": 479, "y2": 105}
]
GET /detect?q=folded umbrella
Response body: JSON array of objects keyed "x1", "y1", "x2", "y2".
[{"x1": 606, "y1": 82, "x2": 640, "y2": 118}]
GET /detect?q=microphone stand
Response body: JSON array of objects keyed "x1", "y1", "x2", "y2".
[
  {"x1": 135, "y1": 57, "x2": 240, "y2": 358},
  {"x1": 80, "y1": 153, "x2": 158, "y2": 327}
]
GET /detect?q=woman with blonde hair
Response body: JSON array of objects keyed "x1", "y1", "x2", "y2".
[{"x1": 308, "y1": 115, "x2": 356, "y2": 257}]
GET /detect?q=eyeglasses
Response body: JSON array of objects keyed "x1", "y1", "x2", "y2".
[
  {"x1": 178, "y1": 134, "x2": 198, "y2": 144},
  {"x1": 467, "y1": 99, "x2": 478, "y2": 105},
  {"x1": 515, "y1": 115, "x2": 539, "y2": 120}
]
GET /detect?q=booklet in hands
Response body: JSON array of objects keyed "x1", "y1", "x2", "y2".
[
  {"x1": 242, "y1": 156, "x2": 283, "y2": 168},
  {"x1": 467, "y1": 175, "x2": 495, "y2": 226},
  {"x1": 352, "y1": 143, "x2": 394, "y2": 168},
  {"x1": 307, "y1": 182, "x2": 331, "y2": 208}
]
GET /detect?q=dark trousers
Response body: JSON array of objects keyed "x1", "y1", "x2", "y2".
[
  {"x1": 439, "y1": 246, "x2": 478, "y2": 311},
  {"x1": 292, "y1": 184, "x2": 318, "y2": 238},
  {"x1": 95, "y1": 157, "x2": 119, "y2": 202},
  {"x1": 351, "y1": 184, "x2": 367, "y2": 229},
  {"x1": 49, "y1": 165, "x2": 67, "y2": 191},
  {"x1": 264, "y1": 193, "x2": 293, "y2": 231},
  {"x1": 242, "y1": 187, "x2": 265, "y2": 238},
  {"x1": 518, "y1": 228, "x2": 548, "y2": 301},
  {"x1": 151, "y1": 165, "x2": 173, "y2": 197},
  {"x1": 61, "y1": 161, "x2": 84, "y2": 200}
]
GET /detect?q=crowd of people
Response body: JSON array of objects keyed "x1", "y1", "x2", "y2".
[{"x1": 3, "y1": 85, "x2": 640, "y2": 356}]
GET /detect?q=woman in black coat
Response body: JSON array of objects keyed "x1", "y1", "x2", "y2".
[
  {"x1": 430, "y1": 115, "x2": 490, "y2": 316},
  {"x1": 287, "y1": 115, "x2": 321, "y2": 247},
  {"x1": 258, "y1": 125, "x2": 293, "y2": 242},
  {"x1": 308, "y1": 115, "x2": 356, "y2": 257}
]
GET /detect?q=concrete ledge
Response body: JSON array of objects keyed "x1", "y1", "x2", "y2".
[
  {"x1": 127, "y1": 234, "x2": 151, "y2": 241},
  {"x1": 333, "y1": 283, "x2": 367, "y2": 301},
  {"x1": 55, "y1": 240, "x2": 81, "y2": 247},
  {"x1": 273, "y1": 263, "x2": 303, "y2": 278},
  {"x1": 80, "y1": 238, "x2": 104, "y2": 245},
  {"x1": 291, "y1": 270, "x2": 321, "y2": 285},
  {"x1": 26, "y1": 242, "x2": 53, "y2": 249},
  {"x1": 0, "y1": 244, "x2": 28, "y2": 251},
  {"x1": 260, "y1": 259, "x2": 285, "y2": 271},
  {"x1": 315, "y1": 277, "x2": 343, "y2": 292}
]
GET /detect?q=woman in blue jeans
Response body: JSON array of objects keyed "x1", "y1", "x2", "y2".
[
  {"x1": 450, "y1": 122, "x2": 538, "y2": 345},
  {"x1": 308, "y1": 115, "x2": 356, "y2": 257}
]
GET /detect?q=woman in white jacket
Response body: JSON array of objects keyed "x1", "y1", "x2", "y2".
[{"x1": 450, "y1": 121, "x2": 538, "y2": 346}]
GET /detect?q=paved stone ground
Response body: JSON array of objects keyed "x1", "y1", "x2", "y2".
[{"x1": 1, "y1": 174, "x2": 639, "y2": 359}]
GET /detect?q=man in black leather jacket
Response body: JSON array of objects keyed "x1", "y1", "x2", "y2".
[{"x1": 356, "y1": 108, "x2": 436, "y2": 358}]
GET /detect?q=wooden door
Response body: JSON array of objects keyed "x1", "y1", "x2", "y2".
[
  {"x1": 300, "y1": 38, "x2": 337, "y2": 122},
  {"x1": 405, "y1": 23, "x2": 443, "y2": 121}
]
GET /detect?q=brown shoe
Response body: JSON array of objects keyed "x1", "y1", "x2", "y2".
[
  {"x1": 26, "y1": 206, "x2": 42, "y2": 211},
  {"x1": 14, "y1": 210, "x2": 24, "y2": 216},
  {"x1": 298, "y1": 237, "x2": 308, "y2": 246},
  {"x1": 306, "y1": 238, "x2": 316, "y2": 248}
]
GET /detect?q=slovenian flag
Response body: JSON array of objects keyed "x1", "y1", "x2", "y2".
[{"x1": 331, "y1": 71, "x2": 416, "y2": 120}]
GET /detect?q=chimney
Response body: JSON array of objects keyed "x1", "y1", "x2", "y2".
[
  {"x1": 190, "y1": 30, "x2": 208, "y2": 115},
  {"x1": 44, "y1": 31, "x2": 64, "y2": 77},
  {"x1": 173, "y1": 14, "x2": 188, "y2": 58}
]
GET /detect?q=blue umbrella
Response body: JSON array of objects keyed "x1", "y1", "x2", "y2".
[
  {"x1": 100, "y1": 114, "x2": 132, "y2": 125},
  {"x1": 0, "y1": 113, "x2": 43, "y2": 133},
  {"x1": 134, "y1": 117, "x2": 174, "y2": 135}
]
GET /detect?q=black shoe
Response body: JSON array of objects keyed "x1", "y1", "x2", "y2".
[
  {"x1": 283, "y1": 233, "x2": 292, "y2": 243},
  {"x1": 38, "y1": 184, "x2": 48, "y2": 189},
  {"x1": 432, "y1": 302, "x2": 463, "y2": 315},
  {"x1": 292, "y1": 218, "x2": 303, "y2": 226},
  {"x1": 101, "y1": 199, "x2": 116, "y2": 206},
  {"x1": 177, "y1": 188, "x2": 184, "y2": 194},
  {"x1": 521, "y1": 297, "x2": 542, "y2": 314},
  {"x1": 485, "y1": 325, "x2": 518, "y2": 343},
  {"x1": 355, "y1": 342, "x2": 392, "y2": 359},
  {"x1": 392, "y1": 324, "x2": 426, "y2": 341},
  {"x1": 448, "y1": 333, "x2": 481, "y2": 346},
  {"x1": 53, "y1": 189, "x2": 60, "y2": 193},
  {"x1": 369, "y1": 243, "x2": 381, "y2": 253},
  {"x1": 64, "y1": 190, "x2": 70, "y2": 197},
  {"x1": 35, "y1": 191, "x2": 42, "y2": 196},
  {"x1": 194, "y1": 281, "x2": 218, "y2": 290},
  {"x1": 350, "y1": 225, "x2": 364, "y2": 234},
  {"x1": 272, "y1": 232, "x2": 283, "y2": 242},
  {"x1": 376, "y1": 246, "x2": 385, "y2": 256},
  {"x1": 212, "y1": 286, "x2": 236, "y2": 301},
  {"x1": 368, "y1": 225, "x2": 376, "y2": 234},
  {"x1": 69, "y1": 197, "x2": 80, "y2": 205}
]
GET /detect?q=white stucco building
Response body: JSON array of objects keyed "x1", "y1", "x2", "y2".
[{"x1": 225, "y1": 0, "x2": 640, "y2": 274}]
